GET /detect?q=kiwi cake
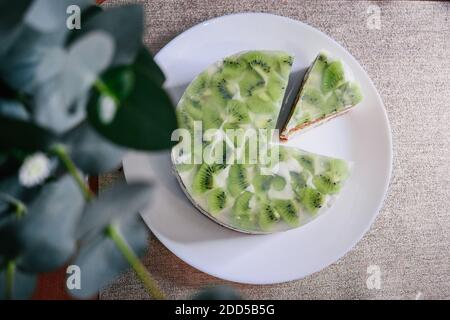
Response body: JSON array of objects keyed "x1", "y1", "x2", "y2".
[
  {"x1": 171, "y1": 50, "x2": 354, "y2": 234},
  {"x1": 280, "y1": 52, "x2": 363, "y2": 140}
]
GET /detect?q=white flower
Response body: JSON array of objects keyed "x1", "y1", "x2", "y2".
[{"x1": 19, "y1": 152, "x2": 51, "y2": 187}]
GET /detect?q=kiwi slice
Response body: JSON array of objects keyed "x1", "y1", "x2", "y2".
[
  {"x1": 176, "y1": 109, "x2": 194, "y2": 131},
  {"x1": 322, "y1": 61, "x2": 345, "y2": 93},
  {"x1": 324, "y1": 158, "x2": 350, "y2": 180},
  {"x1": 313, "y1": 173, "x2": 341, "y2": 195},
  {"x1": 295, "y1": 154, "x2": 315, "y2": 174},
  {"x1": 253, "y1": 114, "x2": 274, "y2": 129},
  {"x1": 314, "y1": 53, "x2": 328, "y2": 70},
  {"x1": 222, "y1": 57, "x2": 247, "y2": 78},
  {"x1": 321, "y1": 92, "x2": 341, "y2": 113},
  {"x1": 202, "y1": 106, "x2": 222, "y2": 130},
  {"x1": 207, "y1": 188, "x2": 228, "y2": 214},
  {"x1": 242, "y1": 52, "x2": 273, "y2": 74},
  {"x1": 232, "y1": 191, "x2": 255, "y2": 228},
  {"x1": 258, "y1": 202, "x2": 281, "y2": 231},
  {"x1": 239, "y1": 71, "x2": 265, "y2": 97},
  {"x1": 252, "y1": 174, "x2": 273, "y2": 194},
  {"x1": 213, "y1": 76, "x2": 235, "y2": 100},
  {"x1": 265, "y1": 73, "x2": 286, "y2": 101},
  {"x1": 227, "y1": 164, "x2": 249, "y2": 197},
  {"x1": 266, "y1": 146, "x2": 290, "y2": 167},
  {"x1": 246, "y1": 94, "x2": 276, "y2": 114},
  {"x1": 290, "y1": 171, "x2": 309, "y2": 195},
  {"x1": 192, "y1": 164, "x2": 215, "y2": 195},
  {"x1": 273, "y1": 199, "x2": 300, "y2": 227},
  {"x1": 338, "y1": 82, "x2": 363, "y2": 106},
  {"x1": 271, "y1": 175, "x2": 286, "y2": 191},
  {"x1": 183, "y1": 99, "x2": 203, "y2": 120},
  {"x1": 276, "y1": 54, "x2": 294, "y2": 76},
  {"x1": 186, "y1": 72, "x2": 210, "y2": 98},
  {"x1": 224, "y1": 100, "x2": 250, "y2": 127},
  {"x1": 302, "y1": 87, "x2": 324, "y2": 107},
  {"x1": 208, "y1": 143, "x2": 229, "y2": 173},
  {"x1": 299, "y1": 188, "x2": 324, "y2": 214}
]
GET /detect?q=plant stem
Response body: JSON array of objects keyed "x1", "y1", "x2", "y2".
[
  {"x1": 5, "y1": 261, "x2": 15, "y2": 300},
  {"x1": 105, "y1": 224, "x2": 165, "y2": 300},
  {"x1": 51, "y1": 144, "x2": 94, "y2": 201},
  {"x1": 14, "y1": 200, "x2": 26, "y2": 218},
  {"x1": 0, "y1": 194, "x2": 27, "y2": 218},
  {"x1": 94, "y1": 80, "x2": 119, "y2": 104}
]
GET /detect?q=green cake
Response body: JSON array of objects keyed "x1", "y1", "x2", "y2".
[
  {"x1": 280, "y1": 52, "x2": 363, "y2": 140},
  {"x1": 171, "y1": 50, "x2": 353, "y2": 234}
]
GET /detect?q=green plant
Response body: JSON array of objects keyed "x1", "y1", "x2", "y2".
[{"x1": 0, "y1": 0, "x2": 177, "y2": 299}]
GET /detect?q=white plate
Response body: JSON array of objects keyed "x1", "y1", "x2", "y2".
[{"x1": 123, "y1": 13, "x2": 392, "y2": 284}]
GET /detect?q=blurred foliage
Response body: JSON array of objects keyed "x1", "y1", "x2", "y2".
[
  {"x1": 0, "y1": 0, "x2": 240, "y2": 301},
  {"x1": 0, "y1": 0, "x2": 177, "y2": 300}
]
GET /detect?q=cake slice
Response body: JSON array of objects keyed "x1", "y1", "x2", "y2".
[{"x1": 280, "y1": 52, "x2": 363, "y2": 140}]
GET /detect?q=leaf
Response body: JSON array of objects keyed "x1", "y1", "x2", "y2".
[
  {"x1": 0, "y1": 0, "x2": 33, "y2": 57},
  {"x1": 192, "y1": 286, "x2": 242, "y2": 300},
  {"x1": 78, "y1": 4, "x2": 144, "y2": 66},
  {"x1": 0, "y1": 116, "x2": 54, "y2": 151},
  {"x1": 0, "y1": 99, "x2": 29, "y2": 121},
  {"x1": 64, "y1": 122, "x2": 125, "y2": 174},
  {"x1": 33, "y1": 31, "x2": 115, "y2": 133},
  {"x1": 17, "y1": 175, "x2": 85, "y2": 272},
  {"x1": 0, "y1": 25, "x2": 67, "y2": 93},
  {"x1": 76, "y1": 182, "x2": 152, "y2": 241},
  {"x1": 133, "y1": 46, "x2": 165, "y2": 86},
  {"x1": 0, "y1": 265, "x2": 37, "y2": 300},
  {"x1": 70, "y1": 182, "x2": 152, "y2": 298},
  {"x1": 24, "y1": 0, "x2": 93, "y2": 33},
  {"x1": 87, "y1": 67, "x2": 178, "y2": 150},
  {"x1": 69, "y1": 213, "x2": 148, "y2": 298}
]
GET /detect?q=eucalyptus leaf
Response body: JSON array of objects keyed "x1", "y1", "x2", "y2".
[
  {"x1": 0, "y1": 99, "x2": 29, "y2": 121},
  {"x1": 0, "y1": 116, "x2": 54, "y2": 151},
  {"x1": 0, "y1": 265, "x2": 36, "y2": 300},
  {"x1": 64, "y1": 122, "x2": 124, "y2": 174},
  {"x1": 71, "y1": 183, "x2": 152, "y2": 298},
  {"x1": 69, "y1": 213, "x2": 148, "y2": 298},
  {"x1": 79, "y1": 4, "x2": 143, "y2": 66},
  {"x1": 0, "y1": 0, "x2": 33, "y2": 57},
  {"x1": 0, "y1": 25, "x2": 67, "y2": 93},
  {"x1": 17, "y1": 175, "x2": 84, "y2": 272},
  {"x1": 87, "y1": 67, "x2": 177, "y2": 150},
  {"x1": 25, "y1": 0, "x2": 93, "y2": 33},
  {"x1": 0, "y1": 175, "x2": 22, "y2": 195},
  {"x1": 192, "y1": 286, "x2": 242, "y2": 300},
  {"x1": 76, "y1": 182, "x2": 152, "y2": 241},
  {"x1": 133, "y1": 46, "x2": 165, "y2": 86},
  {"x1": 33, "y1": 31, "x2": 114, "y2": 133}
]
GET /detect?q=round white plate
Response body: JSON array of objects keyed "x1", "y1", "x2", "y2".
[{"x1": 123, "y1": 13, "x2": 392, "y2": 284}]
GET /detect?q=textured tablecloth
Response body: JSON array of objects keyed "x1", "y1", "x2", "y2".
[{"x1": 99, "y1": 0, "x2": 450, "y2": 300}]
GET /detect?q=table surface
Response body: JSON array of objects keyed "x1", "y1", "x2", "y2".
[{"x1": 99, "y1": 0, "x2": 450, "y2": 300}]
